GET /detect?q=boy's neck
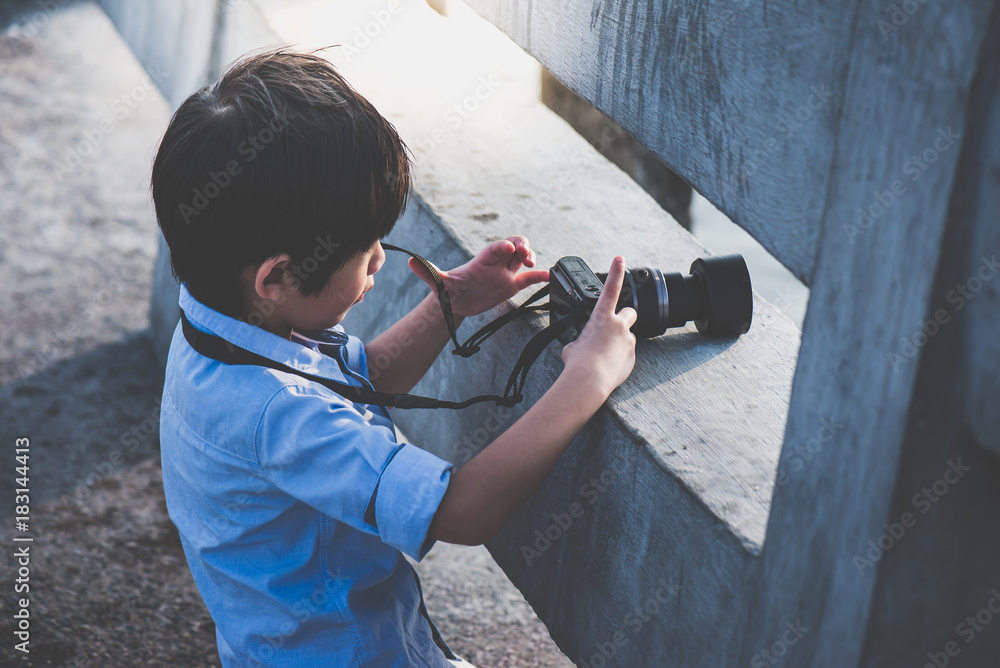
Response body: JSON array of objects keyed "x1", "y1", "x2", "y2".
[{"x1": 260, "y1": 322, "x2": 294, "y2": 340}]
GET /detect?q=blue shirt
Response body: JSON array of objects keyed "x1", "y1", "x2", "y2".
[{"x1": 160, "y1": 284, "x2": 455, "y2": 667}]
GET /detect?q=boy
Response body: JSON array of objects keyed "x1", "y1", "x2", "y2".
[{"x1": 152, "y1": 49, "x2": 636, "y2": 667}]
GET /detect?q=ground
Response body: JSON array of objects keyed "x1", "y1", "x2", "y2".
[{"x1": 0, "y1": 2, "x2": 572, "y2": 665}]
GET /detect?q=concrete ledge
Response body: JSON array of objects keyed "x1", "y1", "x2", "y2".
[
  {"x1": 101, "y1": 0, "x2": 801, "y2": 663},
  {"x1": 267, "y1": 0, "x2": 799, "y2": 547}
]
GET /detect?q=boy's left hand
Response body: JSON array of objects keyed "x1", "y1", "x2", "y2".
[{"x1": 407, "y1": 236, "x2": 550, "y2": 317}]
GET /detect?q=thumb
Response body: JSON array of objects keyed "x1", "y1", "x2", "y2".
[{"x1": 407, "y1": 256, "x2": 439, "y2": 290}]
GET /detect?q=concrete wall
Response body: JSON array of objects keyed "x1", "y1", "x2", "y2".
[
  {"x1": 98, "y1": 0, "x2": 1000, "y2": 665},
  {"x1": 540, "y1": 68, "x2": 692, "y2": 229}
]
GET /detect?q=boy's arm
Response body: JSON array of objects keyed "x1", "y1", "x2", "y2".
[
  {"x1": 427, "y1": 257, "x2": 637, "y2": 546},
  {"x1": 365, "y1": 237, "x2": 547, "y2": 394},
  {"x1": 364, "y1": 292, "x2": 463, "y2": 394}
]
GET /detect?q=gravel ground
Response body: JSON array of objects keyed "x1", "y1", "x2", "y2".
[{"x1": 0, "y1": 3, "x2": 573, "y2": 666}]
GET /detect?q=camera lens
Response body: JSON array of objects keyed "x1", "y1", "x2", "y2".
[
  {"x1": 619, "y1": 267, "x2": 669, "y2": 339},
  {"x1": 597, "y1": 266, "x2": 669, "y2": 338},
  {"x1": 687, "y1": 255, "x2": 753, "y2": 336},
  {"x1": 597, "y1": 254, "x2": 752, "y2": 338}
]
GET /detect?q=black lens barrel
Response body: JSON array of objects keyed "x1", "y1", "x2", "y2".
[
  {"x1": 597, "y1": 253, "x2": 752, "y2": 339},
  {"x1": 689, "y1": 254, "x2": 753, "y2": 337}
]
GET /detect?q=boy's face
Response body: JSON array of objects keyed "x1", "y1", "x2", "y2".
[{"x1": 291, "y1": 240, "x2": 386, "y2": 331}]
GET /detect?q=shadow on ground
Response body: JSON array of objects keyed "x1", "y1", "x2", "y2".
[
  {"x1": 0, "y1": 332, "x2": 163, "y2": 513},
  {"x1": 0, "y1": 458, "x2": 221, "y2": 667}
]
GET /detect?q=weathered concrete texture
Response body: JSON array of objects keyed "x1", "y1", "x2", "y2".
[
  {"x1": 0, "y1": 460, "x2": 222, "y2": 667},
  {"x1": 97, "y1": 0, "x2": 216, "y2": 110},
  {"x1": 960, "y1": 18, "x2": 1000, "y2": 460},
  {"x1": 856, "y1": 18, "x2": 1000, "y2": 664},
  {"x1": 860, "y1": 110, "x2": 1000, "y2": 665},
  {"x1": 540, "y1": 68, "x2": 692, "y2": 229},
  {"x1": 738, "y1": 2, "x2": 1000, "y2": 666},
  {"x1": 422, "y1": 2, "x2": 1000, "y2": 665},
  {"x1": 267, "y1": 0, "x2": 798, "y2": 547},
  {"x1": 0, "y1": 1, "x2": 165, "y2": 506},
  {"x1": 463, "y1": 0, "x2": 841, "y2": 285}
]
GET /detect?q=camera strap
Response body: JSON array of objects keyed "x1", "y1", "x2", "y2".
[
  {"x1": 380, "y1": 243, "x2": 476, "y2": 356},
  {"x1": 179, "y1": 246, "x2": 580, "y2": 409}
]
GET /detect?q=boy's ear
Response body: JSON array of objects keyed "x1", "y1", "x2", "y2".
[{"x1": 250, "y1": 254, "x2": 296, "y2": 301}]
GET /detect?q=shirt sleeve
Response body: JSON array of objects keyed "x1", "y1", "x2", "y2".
[{"x1": 254, "y1": 380, "x2": 451, "y2": 560}]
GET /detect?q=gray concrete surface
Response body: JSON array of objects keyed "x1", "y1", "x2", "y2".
[
  {"x1": 95, "y1": 0, "x2": 805, "y2": 665},
  {"x1": 0, "y1": 3, "x2": 572, "y2": 665},
  {"x1": 0, "y1": 0, "x2": 165, "y2": 508}
]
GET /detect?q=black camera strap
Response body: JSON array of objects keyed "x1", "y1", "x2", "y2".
[
  {"x1": 179, "y1": 246, "x2": 579, "y2": 409},
  {"x1": 380, "y1": 243, "x2": 476, "y2": 356},
  {"x1": 380, "y1": 243, "x2": 556, "y2": 357}
]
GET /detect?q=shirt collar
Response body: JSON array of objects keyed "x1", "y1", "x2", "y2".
[
  {"x1": 178, "y1": 283, "x2": 348, "y2": 379},
  {"x1": 291, "y1": 328, "x2": 350, "y2": 348}
]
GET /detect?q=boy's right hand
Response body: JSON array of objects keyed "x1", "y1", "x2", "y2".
[
  {"x1": 431, "y1": 256, "x2": 637, "y2": 547},
  {"x1": 560, "y1": 256, "x2": 637, "y2": 398}
]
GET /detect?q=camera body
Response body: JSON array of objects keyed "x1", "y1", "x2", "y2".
[{"x1": 549, "y1": 254, "x2": 753, "y2": 341}]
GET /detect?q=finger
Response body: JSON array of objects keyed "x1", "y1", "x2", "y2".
[
  {"x1": 618, "y1": 306, "x2": 638, "y2": 329},
  {"x1": 514, "y1": 268, "x2": 551, "y2": 289},
  {"x1": 479, "y1": 239, "x2": 517, "y2": 267},
  {"x1": 507, "y1": 253, "x2": 525, "y2": 273},
  {"x1": 506, "y1": 235, "x2": 529, "y2": 251},
  {"x1": 595, "y1": 256, "x2": 627, "y2": 314},
  {"x1": 506, "y1": 236, "x2": 536, "y2": 268}
]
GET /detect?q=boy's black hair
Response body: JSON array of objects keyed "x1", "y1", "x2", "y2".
[{"x1": 152, "y1": 49, "x2": 411, "y2": 318}]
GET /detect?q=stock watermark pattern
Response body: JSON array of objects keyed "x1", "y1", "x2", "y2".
[
  {"x1": 578, "y1": 578, "x2": 680, "y2": 668},
  {"x1": 0, "y1": 0, "x2": 74, "y2": 57},
  {"x1": 338, "y1": 2, "x2": 404, "y2": 62},
  {"x1": 887, "y1": 255, "x2": 998, "y2": 370},
  {"x1": 452, "y1": 405, "x2": 513, "y2": 465},
  {"x1": 878, "y1": 0, "x2": 931, "y2": 41},
  {"x1": 245, "y1": 569, "x2": 349, "y2": 667},
  {"x1": 751, "y1": 620, "x2": 810, "y2": 667},
  {"x1": 408, "y1": 74, "x2": 502, "y2": 170},
  {"x1": 843, "y1": 127, "x2": 960, "y2": 244},
  {"x1": 520, "y1": 459, "x2": 623, "y2": 567},
  {"x1": 179, "y1": 113, "x2": 291, "y2": 224},
  {"x1": 720, "y1": 84, "x2": 834, "y2": 200},
  {"x1": 921, "y1": 588, "x2": 1000, "y2": 668},
  {"x1": 16, "y1": 265, "x2": 136, "y2": 383},
  {"x1": 854, "y1": 459, "x2": 971, "y2": 575},
  {"x1": 66, "y1": 403, "x2": 161, "y2": 503},
  {"x1": 52, "y1": 74, "x2": 160, "y2": 180},
  {"x1": 774, "y1": 417, "x2": 844, "y2": 486},
  {"x1": 511, "y1": 122, "x2": 624, "y2": 226},
  {"x1": 12, "y1": 437, "x2": 33, "y2": 654}
]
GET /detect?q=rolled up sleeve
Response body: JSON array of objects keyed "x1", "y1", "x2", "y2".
[{"x1": 373, "y1": 442, "x2": 451, "y2": 560}]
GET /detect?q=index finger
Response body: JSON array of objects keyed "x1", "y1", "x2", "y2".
[{"x1": 595, "y1": 256, "x2": 626, "y2": 314}]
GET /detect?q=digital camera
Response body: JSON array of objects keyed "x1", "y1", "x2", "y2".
[{"x1": 548, "y1": 254, "x2": 753, "y2": 340}]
